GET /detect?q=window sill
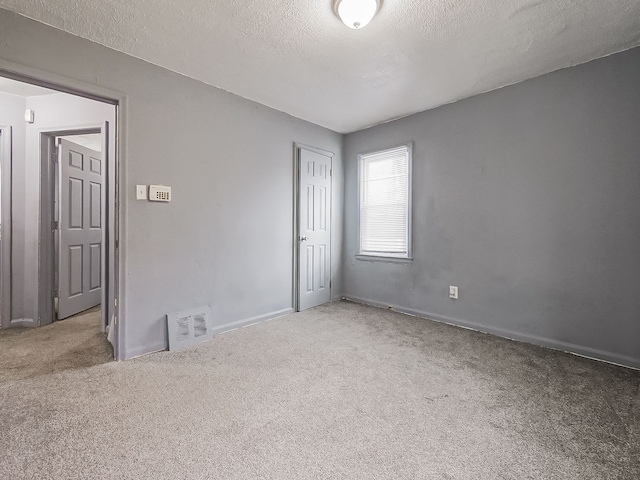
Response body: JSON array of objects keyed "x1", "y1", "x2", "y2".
[{"x1": 355, "y1": 254, "x2": 413, "y2": 264}]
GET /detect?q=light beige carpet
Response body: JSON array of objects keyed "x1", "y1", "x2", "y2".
[
  {"x1": 0, "y1": 306, "x2": 112, "y2": 382},
  {"x1": 0, "y1": 301, "x2": 638, "y2": 479}
]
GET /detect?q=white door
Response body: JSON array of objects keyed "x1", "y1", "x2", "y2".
[
  {"x1": 58, "y1": 139, "x2": 102, "y2": 319},
  {"x1": 298, "y1": 148, "x2": 331, "y2": 311}
]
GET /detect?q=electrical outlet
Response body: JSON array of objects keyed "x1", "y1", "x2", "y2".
[{"x1": 449, "y1": 286, "x2": 459, "y2": 299}]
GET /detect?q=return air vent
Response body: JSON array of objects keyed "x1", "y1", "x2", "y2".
[{"x1": 166, "y1": 306, "x2": 214, "y2": 351}]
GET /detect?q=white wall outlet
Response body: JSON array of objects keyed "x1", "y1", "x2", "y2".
[
  {"x1": 149, "y1": 185, "x2": 171, "y2": 202},
  {"x1": 449, "y1": 286, "x2": 459, "y2": 299},
  {"x1": 136, "y1": 185, "x2": 147, "y2": 200}
]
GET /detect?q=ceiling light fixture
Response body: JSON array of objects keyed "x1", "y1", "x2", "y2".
[{"x1": 333, "y1": 0, "x2": 381, "y2": 30}]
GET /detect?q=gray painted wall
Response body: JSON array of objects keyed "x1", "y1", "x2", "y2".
[
  {"x1": 0, "y1": 91, "x2": 25, "y2": 154},
  {"x1": 2, "y1": 7, "x2": 637, "y2": 367},
  {"x1": 0, "y1": 9, "x2": 343, "y2": 358},
  {"x1": 343, "y1": 47, "x2": 640, "y2": 368},
  {"x1": 0, "y1": 91, "x2": 26, "y2": 322}
]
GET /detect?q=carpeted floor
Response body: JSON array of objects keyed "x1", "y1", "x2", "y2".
[
  {"x1": 0, "y1": 306, "x2": 112, "y2": 382},
  {"x1": 0, "y1": 301, "x2": 638, "y2": 479}
]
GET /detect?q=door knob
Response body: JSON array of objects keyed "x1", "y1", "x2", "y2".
[{"x1": 299, "y1": 236, "x2": 308, "y2": 241}]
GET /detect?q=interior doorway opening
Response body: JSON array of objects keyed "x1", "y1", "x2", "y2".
[{"x1": 0, "y1": 74, "x2": 119, "y2": 360}]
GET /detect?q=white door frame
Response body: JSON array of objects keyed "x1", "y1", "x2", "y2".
[
  {"x1": 0, "y1": 62, "x2": 125, "y2": 360},
  {"x1": 292, "y1": 143, "x2": 334, "y2": 312},
  {"x1": 0, "y1": 125, "x2": 12, "y2": 329}
]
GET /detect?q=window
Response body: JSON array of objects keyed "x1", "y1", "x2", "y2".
[{"x1": 357, "y1": 144, "x2": 412, "y2": 260}]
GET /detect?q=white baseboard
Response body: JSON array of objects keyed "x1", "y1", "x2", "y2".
[
  {"x1": 211, "y1": 307, "x2": 294, "y2": 335},
  {"x1": 9, "y1": 318, "x2": 35, "y2": 327},
  {"x1": 123, "y1": 307, "x2": 295, "y2": 360},
  {"x1": 342, "y1": 295, "x2": 640, "y2": 370},
  {"x1": 125, "y1": 342, "x2": 167, "y2": 360}
]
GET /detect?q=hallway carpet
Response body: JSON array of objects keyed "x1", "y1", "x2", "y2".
[
  {"x1": 0, "y1": 306, "x2": 112, "y2": 382},
  {"x1": 0, "y1": 301, "x2": 638, "y2": 479}
]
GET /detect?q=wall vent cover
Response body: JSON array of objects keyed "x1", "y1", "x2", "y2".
[{"x1": 166, "y1": 306, "x2": 214, "y2": 351}]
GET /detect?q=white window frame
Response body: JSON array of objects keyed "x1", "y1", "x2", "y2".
[{"x1": 356, "y1": 143, "x2": 413, "y2": 263}]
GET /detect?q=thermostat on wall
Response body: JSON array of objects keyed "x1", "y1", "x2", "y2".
[{"x1": 149, "y1": 185, "x2": 171, "y2": 202}]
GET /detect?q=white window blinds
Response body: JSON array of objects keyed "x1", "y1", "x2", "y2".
[{"x1": 359, "y1": 145, "x2": 411, "y2": 257}]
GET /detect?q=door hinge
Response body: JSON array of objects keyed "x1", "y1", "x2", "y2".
[
  {"x1": 52, "y1": 220, "x2": 59, "y2": 230},
  {"x1": 51, "y1": 146, "x2": 58, "y2": 163},
  {"x1": 330, "y1": 281, "x2": 332, "y2": 289}
]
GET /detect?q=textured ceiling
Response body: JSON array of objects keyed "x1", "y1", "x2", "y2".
[{"x1": 1, "y1": 0, "x2": 639, "y2": 133}]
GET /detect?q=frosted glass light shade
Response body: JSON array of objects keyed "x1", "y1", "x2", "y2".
[{"x1": 334, "y1": 0, "x2": 381, "y2": 29}]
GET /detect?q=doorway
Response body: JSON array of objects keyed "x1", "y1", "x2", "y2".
[
  {"x1": 0, "y1": 73, "x2": 120, "y2": 359},
  {"x1": 41, "y1": 129, "x2": 108, "y2": 329},
  {"x1": 294, "y1": 144, "x2": 333, "y2": 312}
]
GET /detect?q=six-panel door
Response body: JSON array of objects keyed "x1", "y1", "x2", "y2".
[
  {"x1": 298, "y1": 148, "x2": 331, "y2": 311},
  {"x1": 58, "y1": 139, "x2": 102, "y2": 319}
]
